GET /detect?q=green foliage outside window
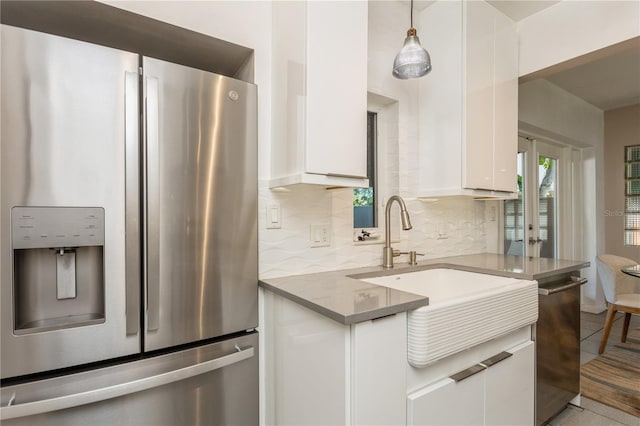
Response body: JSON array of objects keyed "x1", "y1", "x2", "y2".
[
  {"x1": 353, "y1": 188, "x2": 373, "y2": 206},
  {"x1": 539, "y1": 155, "x2": 555, "y2": 198}
]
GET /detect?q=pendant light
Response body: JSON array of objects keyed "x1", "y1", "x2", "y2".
[{"x1": 392, "y1": 0, "x2": 432, "y2": 79}]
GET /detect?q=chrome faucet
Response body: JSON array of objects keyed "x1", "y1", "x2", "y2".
[{"x1": 382, "y1": 195, "x2": 412, "y2": 268}]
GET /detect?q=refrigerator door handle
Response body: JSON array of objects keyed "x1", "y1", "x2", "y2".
[
  {"x1": 0, "y1": 346, "x2": 255, "y2": 420},
  {"x1": 145, "y1": 76, "x2": 160, "y2": 332},
  {"x1": 125, "y1": 71, "x2": 141, "y2": 336}
]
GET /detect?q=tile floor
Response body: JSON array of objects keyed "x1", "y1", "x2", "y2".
[{"x1": 545, "y1": 311, "x2": 640, "y2": 426}]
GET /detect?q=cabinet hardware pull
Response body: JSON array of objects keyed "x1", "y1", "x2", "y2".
[
  {"x1": 450, "y1": 364, "x2": 486, "y2": 382},
  {"x1": 479, "y1": 351, "x2": 512, "y2": 368},
  {"x1": 371, "y1": 313, "x2": 397, "y2": 322}
]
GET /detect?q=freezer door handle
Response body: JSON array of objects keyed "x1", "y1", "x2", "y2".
[
  {"x1": 125, "y1": 71, "x2": 141, "y2": 336},
  {"x1": 145, "y1": 76, "x2": 160, "y2": 332},
  {"x1": 0, "y1": 346, "x2": 255, "y2": 420}
]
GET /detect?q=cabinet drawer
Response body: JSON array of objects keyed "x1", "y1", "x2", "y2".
[
  {"x1": 408, "y1": 373, "x2": 484, "y2": 425},
  {"x1": 407, "y1": 340, "x2": 535, "y2": 426}
]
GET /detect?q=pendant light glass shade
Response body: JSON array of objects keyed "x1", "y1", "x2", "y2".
[
  {"x1": 392, "y1": 0, "x2": 431, "y2": 79},
  {"x1": 392, "y1": 28, "x2": 432, "y2": 79}
]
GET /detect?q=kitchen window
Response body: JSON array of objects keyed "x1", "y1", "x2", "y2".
[
  {"x1": 624, "y1": 145, "x2": 640, "y2": 245},
  {"x1": 353, "y1": 111, "x2": 377, "y2": 229}
]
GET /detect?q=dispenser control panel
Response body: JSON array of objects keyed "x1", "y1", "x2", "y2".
[{"x1": 11, "y1": 207, "x2": 105, "y2": 249}]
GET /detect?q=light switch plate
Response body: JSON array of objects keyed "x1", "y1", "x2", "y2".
[{"x1": 266, "y1": 204, "x2": 281, "y2": 229}]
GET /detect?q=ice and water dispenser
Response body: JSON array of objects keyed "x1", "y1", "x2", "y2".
[{"x1": 11, "y1": 207, "x2": 106, "y2": 334}]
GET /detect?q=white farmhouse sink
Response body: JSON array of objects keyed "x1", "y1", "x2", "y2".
[
  {"x1": 363, "y1": 268, "x2": 525, "y2": 305},
  {"x1": 360, "y1": 268, "x2": 538, "y2": 367}
]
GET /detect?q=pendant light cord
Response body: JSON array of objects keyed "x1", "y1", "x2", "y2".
[{"x1": 410, "y1": 0, "x2": 414, "y2": 28}]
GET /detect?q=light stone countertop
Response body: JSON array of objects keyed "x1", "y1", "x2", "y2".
[
  {"x1": 418, "y1": 253, "x2": 590, "y2": 281},
  {"x1": 259, "y1": 265, "x2": 430, "y2": 325},
  {"x1": 259, "y1": 253, "x2": 590, "y2": 325}
]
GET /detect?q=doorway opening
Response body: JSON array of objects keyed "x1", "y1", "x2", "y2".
[{"x1": 503, "y1": 136, "x2": 572, "y2": 258}]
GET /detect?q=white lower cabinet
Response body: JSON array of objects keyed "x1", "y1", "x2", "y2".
[
  {"x1": 262, "y1": 291, "x2": 407, "y2": 425},
  {"x1": 262, "y1": 289, "x2": 535, "y2": 425},
  {"x1": 408, "y1": 340, "x2": 535, "y2": 426}
]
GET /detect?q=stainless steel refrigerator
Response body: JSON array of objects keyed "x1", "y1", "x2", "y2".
[{"x1": 0, "y1": 24, "x2": 258, "y2": 425}]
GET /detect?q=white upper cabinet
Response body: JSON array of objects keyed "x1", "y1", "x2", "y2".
[
  {"x1": 270, "y1": 1, "x2": 369, "y2": 188},
  {"x1": 418, "y1": 0, "x2": 518, "y2": 197}
]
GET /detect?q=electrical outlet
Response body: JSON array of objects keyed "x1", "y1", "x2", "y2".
[{"x1": 310, "y1": 224, "x2": 330, "y2": 248}]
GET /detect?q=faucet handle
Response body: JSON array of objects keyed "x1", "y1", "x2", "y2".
[{"x1": 403, "y1": 250, "x2": 424, "y2": 265}]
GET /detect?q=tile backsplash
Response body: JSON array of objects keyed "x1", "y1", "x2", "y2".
[{"x1": 259, "y1": 185, "x2": 487, "y2": 279}]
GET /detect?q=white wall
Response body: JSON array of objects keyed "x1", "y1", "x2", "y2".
[
  {"x1": 518, "y1": 0, "x2": 640, "y2": 76},
  {"x1": 604, "y1": 105, "x2": 640, "y2": 262},
  {"x1": 518, "y1": 79, "x2": 604, "y2": 148}
]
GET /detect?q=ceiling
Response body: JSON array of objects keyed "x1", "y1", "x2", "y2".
[
  {"x1": 486, "y1": 0, "x2": 560, "y2": 21},
  {"x1": 412, "y1": 0, "x2": 560, "y2": 19},
  {"x1": 489, "y1": 0, "x2": 640, "y2": 111},
  {"x1": 414, "y1": 0, "x2": 640, "y2": 111},
  {"x1": 541, "y1": 40, "x2": 640, "y2": 111}
]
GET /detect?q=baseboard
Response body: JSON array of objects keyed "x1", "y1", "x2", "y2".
[{"x1": 581, "y1": 304, "x2": 606, "y2": 314}]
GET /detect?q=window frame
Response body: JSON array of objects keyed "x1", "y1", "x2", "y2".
[
  {"x1": 352, "y1": 111, "x2": 378, "y2": 231},
  {"x1": 624, "y1": 144, "x2": 640, "y2": 246}
]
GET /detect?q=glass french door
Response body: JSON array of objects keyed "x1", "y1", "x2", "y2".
[{"x1": 504, "y1": 137, "x2": 562, "y2": 258}]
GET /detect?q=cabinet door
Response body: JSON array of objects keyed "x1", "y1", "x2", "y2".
[
  {"x1": 270, "y1": 293, "x2": 348, "y2": 425},
  {"x1": 407, "y1": 373, "x2": 484, "y2": 425},
  {"x1": 352, "y1": 314, "x2": 406, "y2": 425},
  {"x1": 484, "y1": 341, "x2": 535, "y2": 426},
  {"x1": 492, "y1": 9, "x2": 518, "y2": 192},
  {"x1": 418, "y1": 0, "x2": 465, "y2": 194},
  {"x1": 305, "y1": 1, "x2": 367, "y2": 178},
  {"x1": 463, "y1": 0, "x2": 495, "y2": 191}
]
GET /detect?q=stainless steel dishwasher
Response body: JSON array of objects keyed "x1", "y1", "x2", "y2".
[{"x1": 535, "y1": 272, "x2": 588, "y2": 425}]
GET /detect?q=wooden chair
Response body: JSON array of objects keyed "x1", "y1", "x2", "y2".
[{"x1": 595, "y1": 254, "x2": 640, "y2": 354}]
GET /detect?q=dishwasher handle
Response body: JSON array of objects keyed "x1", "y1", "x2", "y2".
[
  {"x1": 0, "y1": 346, "x2": 254, "y2": 421},
  {"x1": 538, "y1": 276, "x2": 588, "y2": 296}
]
